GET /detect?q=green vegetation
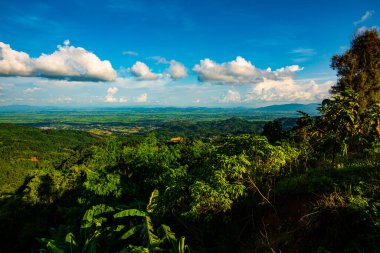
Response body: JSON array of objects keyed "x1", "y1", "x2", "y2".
[
  {"x1": 0, "y1": 30, "x2": 379, "y2": 252},
  {"x1": 0, "y1": 124, "x2": 98, "y2": 195}
]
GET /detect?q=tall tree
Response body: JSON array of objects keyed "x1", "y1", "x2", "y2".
[
  {"x1": 327, "y1": 29, "x2": 380, "y2": 139},
  {"x1": 330, "y1": 29, "x2": 380, "y2": 110},
  {"x1": 297, "y1": 29, "x2": 380, "y2": 163}
]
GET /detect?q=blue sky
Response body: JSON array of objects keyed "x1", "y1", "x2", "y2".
[{"x1": 0, "y1": 0, "x2": 379, "y2": 107}]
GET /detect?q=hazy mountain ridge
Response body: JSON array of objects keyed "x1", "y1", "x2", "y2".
[{"x1": 0, "y1": 103, "x2": 320, "y2": 114}]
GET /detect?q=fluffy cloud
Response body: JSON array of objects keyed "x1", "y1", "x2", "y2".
[
  {"x1": 245, "y1": 78, "x2": 332, "y2": 102},
  {"x1": 136, "y1": 93, "x2": 148, "y2": 102},
  {"x1": 193, "y1": 56, "x2": 258, "y2": 83},
  {"x1": 220, "y1": 89, "x2": 241, "y2": 103},
  {"x1": 107, "y1": 86, "x2": 118, "y2": 95},
  {"x1": 354, "y1": 10, "x2": 374, "y2": 26},
  {"x1": 270, "y1": 65, "x2": 303, "y2": 79},
  {"x1": 129, "y1": 59, "x2": 187, "y2": 81},
  {"x1": 0, "y1": 41, "x2": 117, "y2": 81},
  {"x1": 165, "y1": 60, "x2": 187, "y2": 80},
  {"x1": 105, "y1": 86, "x2": 127, "y2": 103},
  {"x1": 34, "y1": 41, "x2": 116, "y2": 81},
  {"x1": 193, "y1": 56, "x2": 302, "y2": 84},
  {"x1": 119, "y1": 97, "x2": 128, "y2": 103},
  {"x1": 129, "y1": 61, "x2": 159, "y2": 80},
  {"x1": 105, "y1": 87, "x2": 118, "y2": 102},
  {"x1": 0, "y1": 42, "x2": 33, "y2": 76}
]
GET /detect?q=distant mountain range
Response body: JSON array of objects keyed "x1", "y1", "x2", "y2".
[
  {"x1": 0, "y1": 103, "x2": 320, "y2": 115},
  {"x1": 0, "y1": 105, "x2": 60, "y2": 112},
  {"x1": 253, "y1": 103, "x2": 320, "y2": 114}
]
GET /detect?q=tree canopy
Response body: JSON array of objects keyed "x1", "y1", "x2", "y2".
[
  {"x1": 324, "y1": 29, "x2": 380, "y2": 141},
  {"x1": 331, "y1": 29, "x2": 380, "y2": 110}
]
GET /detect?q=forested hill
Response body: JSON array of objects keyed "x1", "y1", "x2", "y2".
[
  {"x1": 155, "y1": 117, "x2": 264, "y2": 138},
  {"x1": 0, "y1": 124, "x2": 99, "y2": 194}
]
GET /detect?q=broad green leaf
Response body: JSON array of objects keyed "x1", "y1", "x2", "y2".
[
  {"x1": 120, "y1": 224, "x2": 143, "y2": 240},
  {"x1": 114, "y1": 209, "x2": 147, "y2": 218},
  {"x1": 143, "y1": 216, "x2": 160, "y2": 251}
]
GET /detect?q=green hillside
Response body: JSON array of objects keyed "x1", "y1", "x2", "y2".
[{"x1": 0, "y1": 124, "x2": 98, "y2": 194}]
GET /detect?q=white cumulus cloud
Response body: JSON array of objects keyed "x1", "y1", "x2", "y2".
[
  {"x1": 0, "y1": 42, "x2": 34, "y2": 76},
  {"x1": 136, "y1": 57, "x2": 187, "y2": 80},
  {"x1": 270, "y1": 65, "x2": 303, "y2": 79},
  {"x1": 107, "y1": 86, "x2": 118, "y2": 95},
  {"x1": 136, "y1": 93, "x2": 148, "y2": 102},
  {"x1": 220, "y1": 89, "x2": 241, "y2": 103},
  {"x1": 193, "y1": 56, "x2": 302, "y2": 84},
  {"x1": 244, "y1": 78, "x2": 332, "y2": 103},
  {"x1": 104, "y1": 86, "x2": 127, "y2": 103},
  {"x1": 105, "y1": 88, "x2": 118, "y2": 103},
  {"x1": 165, "y1": 60, "x2": 187, "y2": 80},
  {"x1": 0, "y1": 41, "x2": 117, "y2": 81},
  {"x1": 129, "y1": 61, "x2": 159, "y2": 80},
  {"x1": 119, "y1": 97, "x2": 128, "y2": 103}
]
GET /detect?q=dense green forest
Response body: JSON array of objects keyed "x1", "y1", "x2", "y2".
[{"x1": 0, "y1": 30, "x2": 379, "y2": 253}]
